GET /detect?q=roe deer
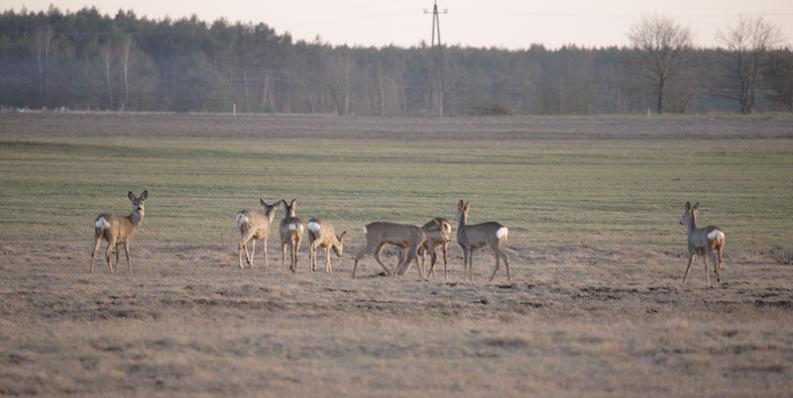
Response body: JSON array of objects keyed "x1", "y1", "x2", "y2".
[
  {"x1": 306, "y1": 218, "x2": 346, "y2": 273},
  {"x1": 235, "y1": 199, "x2": 280, "y2": 269},
  {"x1": 352, "y1": 222, "x2": 426, "y2": 279},
  {"x1": 89, "y1": 190, "x2": 148, "y2": 273},
  {"x1": 456, "y1": 200, "x2": 510, "y2": 282},
  {"x1": 421, "y1": 218, "x2": 453, "y2": 280},
  {"x1": 398, "y1": 218, "x2": 453, "y2": 280},
  {"x1": 279, "y1": 199, "x2": 305, "y2": 273},
  {"x1": 679, "y1": 201, "x2": 726, "y2": 287}
]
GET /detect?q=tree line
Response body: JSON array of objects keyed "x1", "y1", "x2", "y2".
[{"x1": 1, "y1": 6, "x2": 791, "y2": 115}]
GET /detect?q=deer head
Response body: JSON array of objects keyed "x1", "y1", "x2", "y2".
[
  {"x1": 281, "y1": 199, "x2": 298, "y2": 217},
  {"x1": 456, "y1": 200, "x2": 470, "y2": 224},
  {"x1": 679, "y1": 201, "x2": 699, "y2": 227},
  {"x1": 260, "y1": 199, "x2": 280, "y2": 220},
  {"x1": 333, "y1": 231, "x2": 347, "y2": 257},
  {"x1": 128, "y1": 190, "x2": 148, "y2": 218}
]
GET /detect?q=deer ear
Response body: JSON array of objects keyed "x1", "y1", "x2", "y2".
[
  {"x1": 693, "y1": 202, "x2": 700, "y2": 210},
  {"x1": 290, "y1": 199, "x2": 297, "y2": 209},
  {"x1": 685, "y1": 201, "x2": 691, "y2": 210},
  {"x1": 260, "y1": 199, "x2": 268, "y2": 207},
  {"x1": 128, "y1": 191, "x2": 136, "y2": 201},
  {"x1": 140, "y1": 190, "x2": 148, "y2": 201},
  {"x1": 281, "y1": 199, "x2": 288, "y2": 207},
  {"x1": 464, "y1": 201, "x2": 470, "y2": 209},
  {"x1": 458, "y1": 200, "x2": 464, "y2": 208},
  {"x1": 339, "y1": 231, "x2": 347, "y2": 241}
]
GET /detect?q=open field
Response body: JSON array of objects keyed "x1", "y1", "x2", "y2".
[{"x1": 1, "y1": 112, "x2": 793, "y2": 396}]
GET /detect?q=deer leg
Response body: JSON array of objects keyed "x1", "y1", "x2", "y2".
[
  {"x1": 503, "y1": 251, "x2": 511, "y2": 282},
  {"x1": 123, "y1": 242, "x2": 131, "y2": 273},
  {"x1": 442, "y1": 243, "x2": 448, "y2": 281},
  {"x1": 263, "y1": 238, "x2": 269, "y2": 267},
  {"x1": 325, "y1": 246, "x2": 332, "y2": 273},
  {"x1": 462, "y1": 249, "x2": 469, "y2": 281},
  {"x1": 105, "y1": 242, "x2": 115, "y2": 273},
  {"x1": 115, "y1": 244, "x2": 120, "y2": 271},
  {"x1": 290, "y1": 239, "x2": 298, "y2": 273},
  {"x1": 249, "y1": 239, "x2": 257, "y2": 267},
  {"x1": 488, "y1": 250, "x2": 501, "y2": 282},
  {"x1": 89, "y1": 236, "x2": 102, "y2": 273},
  {"x1": 715, "y1": 246, "x2": 724, "y2": 283},
  {"x1": 702, "y1": 254, "x2": 711, "y2": 288},
  {"x1": 282, "y1": 243, "x2": 287, "y2": 271},
  {"x1": 238, "y1": 231, "x2": 255, "y2": 269},
  {"x1": 413, "y1": 247, "x2": 425, "y2": 280},
  {"x1": 373, "y1": 243, "x2": 393, "y2": 275},
  {"x1": 682, "y1": 253, "x2": 696, "y2": 284},
  {"x1": 352, "y1": 244, "x2": 373, "y2": 279},
  {"x1": 309, "y1": 241, "x2": 317, "y2": 272},
  {"x1": 468, "y1": 249, "x2": 475, "y2": 281}
]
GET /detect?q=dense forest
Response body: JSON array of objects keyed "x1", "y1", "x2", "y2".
[{"x1": 1, "y1": 6, "x2": 792, "y2": 115}]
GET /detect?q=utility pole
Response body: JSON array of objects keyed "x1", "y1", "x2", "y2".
[{"x1": 424, "y1": 1, "x2": 447, "y2": 117}]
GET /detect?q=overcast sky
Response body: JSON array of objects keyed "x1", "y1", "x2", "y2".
[{"x1": 2, "y1": 0, "x2": 792, "y2": 48}]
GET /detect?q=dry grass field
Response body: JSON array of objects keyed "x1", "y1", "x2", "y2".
[{"x1": 1, "y1": 112, "x2": 793, "y2": 397}]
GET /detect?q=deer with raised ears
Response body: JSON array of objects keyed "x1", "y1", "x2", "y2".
[
  {"x1": 235, "y1": 199, "x2": 280, "y2": 269},
  {"x1": 306, "y1": 218, "x2": 346, "y2": 273},
  {"x1": 351, "y1": 222, "x2": 426, "y2": 279},
  {"x1": 89, "y1": 190, "x2": 148, "y2": 273},
  {"x1": 679, "y1": 201, "x2": 726, "y2": 287},
  {"x1": 456, "y1": 200, "x2": 510, "y2": 282},
  {"x1": 279, "y1": 199, "x2": 305, "y2": 273}
]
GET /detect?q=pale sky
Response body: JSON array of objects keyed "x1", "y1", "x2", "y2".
[{"x1": 2, "y1": 0, "x2": 792, "y2": 49}]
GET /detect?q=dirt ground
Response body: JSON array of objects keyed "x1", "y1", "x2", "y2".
[
  {"x1": 1, "y1": 239, "x2": 792, "y2": 397},
  {"x1": 1, "y1": 112, "x2": 792, "y2": 396}
]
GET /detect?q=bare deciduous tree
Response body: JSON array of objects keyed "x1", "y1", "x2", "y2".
[
  {"x1": 628, "y1": 15, "x2": 694, "y2": 114},
  {"x1": 118, "y1": 35, "x2": 134, "y2": 111},
  {"x1": 99, "y1": 41, "x2": 115, "y2": 110},
  {"x1": 31, "y1": 25, "x2": 54, "y2": 106},
  {"x1": 716, "y1": 16, "x2": 784, "y2": 113}
]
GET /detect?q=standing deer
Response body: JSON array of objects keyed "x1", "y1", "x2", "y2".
[
  {"x1": 679, "y1": 201, "x2": 726, "y2": 286},
  {"x1": 456, "y1": 200, "x2": 510, "y2": 282},
  {"x1": 235, "y1": 199, "x2": 280, "y2": 269},
  {"x1": 421, "y1": 218, "x2": 453, "y2": 280},
  {"x1": 306, "y1": 218, "x2": 346, "y2": 273},
  {"x1": 89, "y1": 190, "x2": 148, "y2": 273},
  {"x1": 397, "y1": 218, "x2": 453, "y2": 280},
  {"x1": 352, "y1": 222, "x2": 426, "y2": 279},
  {"x1": 279, "y1": 199, "x2": 305, "y2": 273}
]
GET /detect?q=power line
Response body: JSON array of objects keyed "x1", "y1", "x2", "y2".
[{"x1": 424, "y1": 1, "x2": 447, "y2": 117}]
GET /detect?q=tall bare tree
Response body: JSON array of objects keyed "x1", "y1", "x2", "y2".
[
  {"x1": 628, "y1": 15, "x2": 694, "y2": 113},
  {"x1": 118, "y1": 35, "x2": 134, "y2": 110},
  {"x1": 31, "y1": 25, "x2": 54, "y2": 107},
  {"x1": 716, "y1": 16, "x2": 783, "y2": 113},
  {"x1": 99, "y1": 41, "x2": 115, "y2": 110}
]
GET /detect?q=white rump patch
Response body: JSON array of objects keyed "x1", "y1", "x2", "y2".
[
  {"x1": 496, "y1": 227, "x2": 509, "y2": 240},
  {"x1": 307, "y1": 221, "x2": 321, "y2": 233},
  {"x1": 235, "y1": 213, "x2": 248, "y2": 227},
  {"x1": 362, "y1": 225, "x2": 367, "y2": 235},
  {"x1": 707, "y1": 229, "x2": 723, "y2": 240},
  {"x1": 95, "y1": 217, "x2": 110, "y2": 229},
  {"x1": 288, "y1": 223, "x2": 300, "y2": 231}
]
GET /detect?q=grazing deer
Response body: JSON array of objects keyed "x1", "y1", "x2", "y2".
[
  {"x1": 306, "y1": 218, "x2": 347, "y2": 273},
  {"x1": 279, "y1": 199, "x2": 305, "y2": 273},
  {"x1": 235, "y1": 199, "x2": 280, "y2": 269},
  {"x1": 456, "y1": 200, "x2": 510, "y2": 282},
  {"x1": 352, "y1": 222, "x2": 426, "y2": 279},
  {"x1": 679, "y1": 201, "x2": 726, "y2": 287},
  {"x1": 89, "y1": 190, "x2": 148, "y2": 273}
]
